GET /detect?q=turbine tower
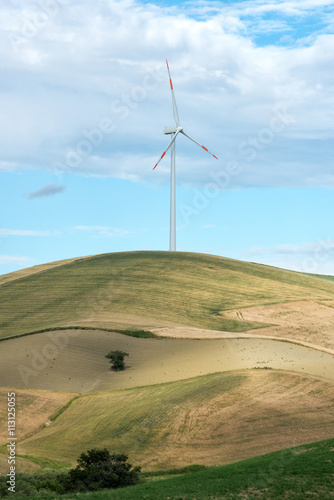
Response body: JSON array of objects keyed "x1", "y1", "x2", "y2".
[{"x1": 153, "y1": 60, "x2": 218, "y2": 251}]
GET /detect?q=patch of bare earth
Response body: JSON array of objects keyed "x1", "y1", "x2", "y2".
[
  {"x1": 223, "y1": 300, "x2": 334, "y2": 350},
  {"x1": 1, "y1": 330, "x2": 334, "y2": 393},
  {"x1": 153, "y1": 300, "x2": 334, "y2": 352}
]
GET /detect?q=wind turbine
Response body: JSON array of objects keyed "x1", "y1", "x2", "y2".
[{"x1": 153, "y1": 60, "x2": 218, "y2": 251}]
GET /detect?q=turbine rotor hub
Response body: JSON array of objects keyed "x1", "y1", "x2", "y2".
[{"x1": 164, "y1": 126, "x2": 183, "y2": 135}]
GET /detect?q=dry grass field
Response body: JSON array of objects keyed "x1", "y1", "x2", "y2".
[
  {"x1": 2, "y1": 251, "x2": 334, "y2": 340},
  {"x1": 0, "y1": 388, "x2": 77, "y2": 474},
  {"x1": 0, "y1": 388, "x2": 76, "y2": 441},
  {"x1": 17, "y1": 370, "x2": 334, "y2": 471}
]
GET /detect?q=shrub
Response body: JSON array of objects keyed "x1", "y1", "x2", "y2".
[
  {"x1": 0, "y1": 450, "x2": 141, "y2": 496},
  {"x1": 64, "y1": 448, "x2": 141, "y2": 492},
  {"x1": 105, "y1": 350, "x2": 129, "y2": 370}
]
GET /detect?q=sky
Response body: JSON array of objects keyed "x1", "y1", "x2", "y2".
[{"x1": 1, "y1": 0, "x2": 334, "y2": 276}]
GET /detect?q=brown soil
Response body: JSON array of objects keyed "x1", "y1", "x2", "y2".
[
  {"x1": 223, "y1": 300, "x2": 334, "y2": 350},
  {"x1": 1, "y1": 330, "x2": 334, "y2": 395}
]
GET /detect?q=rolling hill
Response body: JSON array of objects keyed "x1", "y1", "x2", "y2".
[
  {"x1": 4, "y1": 370, "x2": 332, "y2": 472},
  {"x1": 2, "y1": 437, "x2": 334, "y2": 499},
  {"x1": 1, "y1": 251, "x2": 334, "y2": 343},
  {"x1": 1, "y1": 251, "x2": 334, "y2": 484}
]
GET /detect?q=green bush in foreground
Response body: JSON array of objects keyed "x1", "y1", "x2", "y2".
[
  {"x1": 12, "y1": 438, "x2": 334, "y2": 499},
  {"x1": 0, "y1": 449, "x2": 141, "y2": 497},
  {"x1": 63, "y1": 449, "x2": 141, "y2": 492}
]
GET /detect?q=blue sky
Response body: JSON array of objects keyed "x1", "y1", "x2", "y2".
[{"x1": 1, "y1": 0, "x2": 334, "y2": 276}]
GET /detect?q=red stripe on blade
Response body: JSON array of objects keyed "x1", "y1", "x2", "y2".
[
  {"x1": 153, "y1": 164, "x2": 157, "y2": 170},
  {"x1": 166, "y1": 60, "x2": 169, "y2": 69},
  {"x1": 213, "y1": 155, "x2": 218, "y2": 160},
  {"x1": 161, "y1": 151, "x2": 166, "y2": 159},
  {"x1": 202, "y1": 146, "x2": 208, "y2": 152},
  {"x1": 170, "y1": 79, "x2": 173, "y2": 90}
]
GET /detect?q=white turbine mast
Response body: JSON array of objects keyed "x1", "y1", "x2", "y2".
[{"x1": 153, "y1": 60, "x2": 218, "y2": 251}]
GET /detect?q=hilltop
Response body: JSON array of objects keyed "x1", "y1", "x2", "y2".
[{"x1": 1, "y1": 251, "x2": 334, "y2": 346}]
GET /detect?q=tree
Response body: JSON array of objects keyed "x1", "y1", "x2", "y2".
[
  {"x1": 105, "y1": 350, "x2": 129, "y2": 371},
  {"x1": 63, "y1": 448, "x2": 141, "y2": 492}
]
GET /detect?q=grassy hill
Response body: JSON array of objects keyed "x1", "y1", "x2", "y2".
[
  {"x1": 15, "y1": 370, "x2": 334, "y2": 471},
  {"x1": 49, "y1": 437, "x2": 334, "y2": 499},
  {"x1": 1, "y1": 252, "x2": 334, "y2": 497},
  {"x1": 2, "y1": 251, "x2": 334, "y2": 340},
  {"x1": 2, "y1": 438, "x2": 334, "y2": 499}
]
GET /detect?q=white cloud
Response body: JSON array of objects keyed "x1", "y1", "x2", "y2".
[
  {"x1": 247, "y1": 239, "x2": 334, "y2": 256},
  {"x1": 0, "y1": 0, "x2": 334, "y2": 189},
  {"x1": 0, "y1": 229, "x2": 51, "y2": 236},
  {"x1": 244, "y1": 238, "x2": 334, "y2": 275},
  {"x1": 0, "y1": 255, "x2": 30, "y2": 265},
  {"x1": 226, "y1": 0, "x2": 334, "y2": 17},
  {"x1": 74, "y1": 226, "x2": 130, "y2": 237},
  {"x1": 0, "y1": 160, "x2": 21, "y2": 172}
]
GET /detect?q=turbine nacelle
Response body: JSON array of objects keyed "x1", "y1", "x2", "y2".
[{"x1": 164, "y1": 126, "x2": 183, "y2": 135}]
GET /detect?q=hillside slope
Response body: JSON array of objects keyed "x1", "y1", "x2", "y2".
[
  {"x1": 18, "y1": 370, "x2": 334, "y2": 471},
  {"x1": 1, "y1": 251, "x2": 334, "y2": 340},
  {"x1": 2, "y1": 438, "x2": 334, "y2": 499},
  {"x1": 1, "y1": 329, "x2": 334, "y2": 393}
]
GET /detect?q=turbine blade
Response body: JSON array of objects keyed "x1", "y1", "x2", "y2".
[
  {"x1": 181, "y1": 130, "x2": 218, "y2": 160},
  {"x1": 153, "y1": 130, "x2": 180, "y2": 170},
  {"x1": 166, "y1": 60, "x2": 180, "y2": 127}
]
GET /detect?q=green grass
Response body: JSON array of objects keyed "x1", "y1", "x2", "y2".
[
  {"x1": 49, "y1": 396, "x2": 80, "y2": 422},
  {"x1": 1, "y1": 251, "x2": 334, "y2": 339},
  {"x1": 8, "y1": 438, "x2": 334, "y2": 499},
  {"x1": 14, "y1": 455, "x2": 70, "y2": 471},
  {"x1": 306, "y1": 272, "x2": 334, "y2": 283},
  {"x1": 0, "y1": 326, "x2": 157, "y2": 343},
  {"x1": 113, "y1": 328, "x2": 157, "y2": 338}
]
